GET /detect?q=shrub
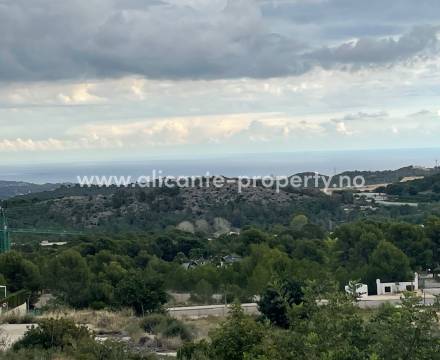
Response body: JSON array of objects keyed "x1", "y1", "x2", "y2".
[
  {"x1": 161, "y1": 318, "x2": 193, "y2": 341},
  {"x1": 0, "y1": 313, "x2": 35, "y2": 324},
  {"x1": 13, "y1": 318, "x2": 92, "y2": 351},
  {"x1": 141, "y1": 313, "x2": 166, "y2": 333},
  {"x1": 141, "y1": 313, "x2": 193, "y2": 341}
]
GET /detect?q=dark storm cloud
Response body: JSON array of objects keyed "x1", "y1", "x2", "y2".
[
  {"x1": 307, "y1": 26, "x2": 439, "y2": 66},
  {"x1": 0, "y1": 0, "x2": 439, "y2": 82},
  {"x1": 262, "y1": 0, "x2": 440, "y2": 26}
]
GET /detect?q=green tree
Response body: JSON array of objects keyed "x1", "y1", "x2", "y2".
[
  {"x1": 333, "y1": 221, "x2": 385, "y2": 268},
  {"x1": 209, "y1": 303, "x2": 264, "y2": 360},
  {"x1": 177, "y1": 288, "x2": 440, "y2": 360},
  {"x1": 386, "y1": 223, "x2": 432, "y2": 269},
  {"x1": 367, "y1": 241, "x2": 412, "y2": 285},
  {"x1": 193, "y1": 279, "x2": 214, "y2": 303},
  {"x1": 115, "y1": 270, "x2": 167, "y2": 315},
  {"x1": 367, "y1": 294, "x2": 440, "y2": 359},
  {"x1": 239, "y1": 229, "x2": 268, "y2": 253},
  {"x1": 0, "y1": 251, "x2": 41, "y2": 292},
  {"x1": 290, "y1": 214, "x2": 308, "y2": 231},
  {"x1": 426, "y1": 216, "x2": 440, "y2": 263},
  {"x1": 46, "y1": 250, "x2": 91, "y2": 306},
  {"x1": 258, "y1": 279, "x2": 304, "y2": 328}
]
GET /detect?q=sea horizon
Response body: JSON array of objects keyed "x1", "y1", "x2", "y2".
[{"x1": 1, "y1": 147, "x2": 439, "y2": 184}]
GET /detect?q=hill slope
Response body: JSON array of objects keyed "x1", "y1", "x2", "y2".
[{"x1": 0, "y1": 180, "x2": 59, "y2": 200}]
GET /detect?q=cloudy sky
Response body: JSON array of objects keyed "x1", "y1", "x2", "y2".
[{"x1": 1, "y1": 0, "x2": 440, "y2": 164}]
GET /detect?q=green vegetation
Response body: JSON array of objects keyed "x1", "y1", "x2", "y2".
[
  {"x1": 2, "y1": 318, "x2": 155, "y2": 359},
  {"x1": 141, "y1": 313, "x2": 193, "y2": 341},
  {"x1": 178, "y1": 291, "x2": 440, "y2": 360},
  {"x1": 0, "y1": 216, "x2": 439, "y2": 313},
  {"x1": 0, "y1": 172, "x2": 440, "y2": 358},
  {"x1": 382, "y1": 173, "x2": 440, "y2": 202}
]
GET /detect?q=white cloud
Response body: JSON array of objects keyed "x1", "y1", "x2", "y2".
[
  {"x1": 0, "y1": 138, "x2": 70, "y2": 152},
  {"x1": 334, "y1": 122, "x2": 355, "y2": 135},
  {"x1": 1, "y1": 106, "x2": 440, "y2": 155},
  {"x1": 57, "y1": 84, "x2": 107, "y2": 104}
]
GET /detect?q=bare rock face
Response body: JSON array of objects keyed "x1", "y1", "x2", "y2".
[
  {"x1": 213, "y1": 217, "x2": 231, "y2": 235},
  {"x1": 176, "y1": 221, "x2": 195, "y2": 234},
  {"x1": 195, "y1": 219, "x2": 211, "y2": 234}
]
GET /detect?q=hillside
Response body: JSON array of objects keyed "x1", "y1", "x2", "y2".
[
  {"x1": 334, "y1": 166, "x2": 439, "y2": 186},
  {"x1": 2, "y1": 165, "x2": 437, "y2": 234},
  {"x1": 290, "y1": 166, "x2": 439, "y2": 188},
  {"x1": 2, "y1": 181, "x2": 340, "y2": 233},
  {"x1": 382, "y1": 172, "x2": 440, "y2": 201},
  {"x1": 0, "y1": 180, "x2": 60, "y2": 200}
]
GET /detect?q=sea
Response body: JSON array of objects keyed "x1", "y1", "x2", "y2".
[{"x1": 1, "y1": 148, "x2": 440, "y2": 184}]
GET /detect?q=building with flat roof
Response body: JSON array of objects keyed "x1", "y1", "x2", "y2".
[{"x1": 376, "y1": 273, "x2": 418, "y2": 295}]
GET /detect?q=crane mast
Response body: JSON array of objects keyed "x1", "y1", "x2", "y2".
[
  {"x1": 0, "y1": 207, "x2": 82, "y2": 253},
  {"x1": 0, "y1": 207, "x2": 10, "y2": 253}
]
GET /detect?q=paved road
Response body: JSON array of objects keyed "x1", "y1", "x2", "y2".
[
  {"x1": 167, "y1": 294, "x2": 438, "y2": 318},
  {"x1": 0, "y1": 323, "x2": 34, "y2": 349},
  {"x1": 167, "y1": 303, "x2": 259, "y2": 319}
]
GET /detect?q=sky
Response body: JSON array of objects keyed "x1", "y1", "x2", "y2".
[{"x1": 1, "y1": 0, "x2": 440, "y2": 164}]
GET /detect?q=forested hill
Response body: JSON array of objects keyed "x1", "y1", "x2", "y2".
[
  {"x1": 2, "y1": 182, "x2": 338, "y2": 233},
  {"x1": 382, "y1": 172, "x2": 440, "y2": 200},
  {"x1": 0, "y1": 180, "x2": 59, "y2": 200},
  {"x1": 287, "y1": 166, "x2": 438, "y2": 188},
  {"x1": 1, "y1": 165, "x2": 438, "y2": 233},
  {"x1": 1, "y1": 164, "x2": 435, "y2": 199},
  {"x1": 335, "y1": 165, "x2": 439, "y2": 185}
]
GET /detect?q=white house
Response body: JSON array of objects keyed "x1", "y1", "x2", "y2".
[
  {"x1": 354, "y1": 192, "x2": 388, "y2": 202},
  {"x1": 40, "y1": 240, "x2": 68, "y2": 247},
  {"x1": 376, "y1": 273, "x2": 418, "y2": 295},
  {"x1": 344, "y1": 283, "x2": 369, "y2": 299}
]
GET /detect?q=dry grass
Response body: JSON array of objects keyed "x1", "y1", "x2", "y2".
[
  {"x1": 157, "y1": 335, "x2": 183, "y2": 350},
  {"x1": 180, "y1": 316, "x2": 221, "y2": 340},
  {"x1": 38, "y1": 308, "x2": 150, "y2": 348},
  {"x1": 0, "y1": 313, "x2": 35, "y2": 324},
  {"x1": 34, "y1": 308, "x2": 222, "y2": 353},
  {"x1": 39, "y1": 308, "x2": 136, "y2": 333},
  {"x1": 124, "y1": 321, "x2": 145, "y2": 343}
]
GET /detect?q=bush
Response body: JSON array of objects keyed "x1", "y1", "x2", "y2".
[
  {"x1": 13, "y1": 318, "x2": 92, "y2": 351},
  {"x1": 0, "y1": 313, "x2": 35, "y2": 324},
  {"x1": 141, "y1": 313, "x2": 193, "y2": 341},
  {"x1": 141, "y1": 313, "x2": 166, "y2": 333},
  {"x1": 3, "y1": 340, "x2": 155, "y2": 360},
  {"x1": 115, "y1": 271, "x2": 167, "y2": 315},
  {"x1": 0, "y1": 348, "x2": 54, "y2": 360},
  {"x1": 161, "y1": 318, "x2": 193, "y2": 341},
  {"x1": 9, "y1": 318, "x2": 153, "y2": 359},
  {"x1": 178, "y1": 340, "x2": 210, "y2": 360}
]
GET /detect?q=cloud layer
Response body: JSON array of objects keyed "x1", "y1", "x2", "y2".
[
  {"x1": 1, "y1": 0, "x2": 439, "y2": 81},
  {"x1": 2, "y1": 109, "x2": 439, "y2": 153},
  {"x1": 1, "y1": 0, "x2": 440, "y2": 163}
]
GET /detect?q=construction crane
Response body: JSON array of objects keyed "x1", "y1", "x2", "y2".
[
  {"x1": 0, "y1": 207, "x2": 10, "y2": 253},
  {"x1": 0, "y1": 207, "x2": 82, "y2": 253}
]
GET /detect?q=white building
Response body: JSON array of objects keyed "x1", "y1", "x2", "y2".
[
  {"x1": 354, "y1": 192, "x2": 388, "y2": 202},
  {"x1": 344, "y1": 283, "x2": 369, "y2": 299},
  {"x1": 40, "y1": 240, "x2": 67, "y2": 247},
  {"x1": 376, "y1": 273, "x2": 418, "y2": 295}
]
